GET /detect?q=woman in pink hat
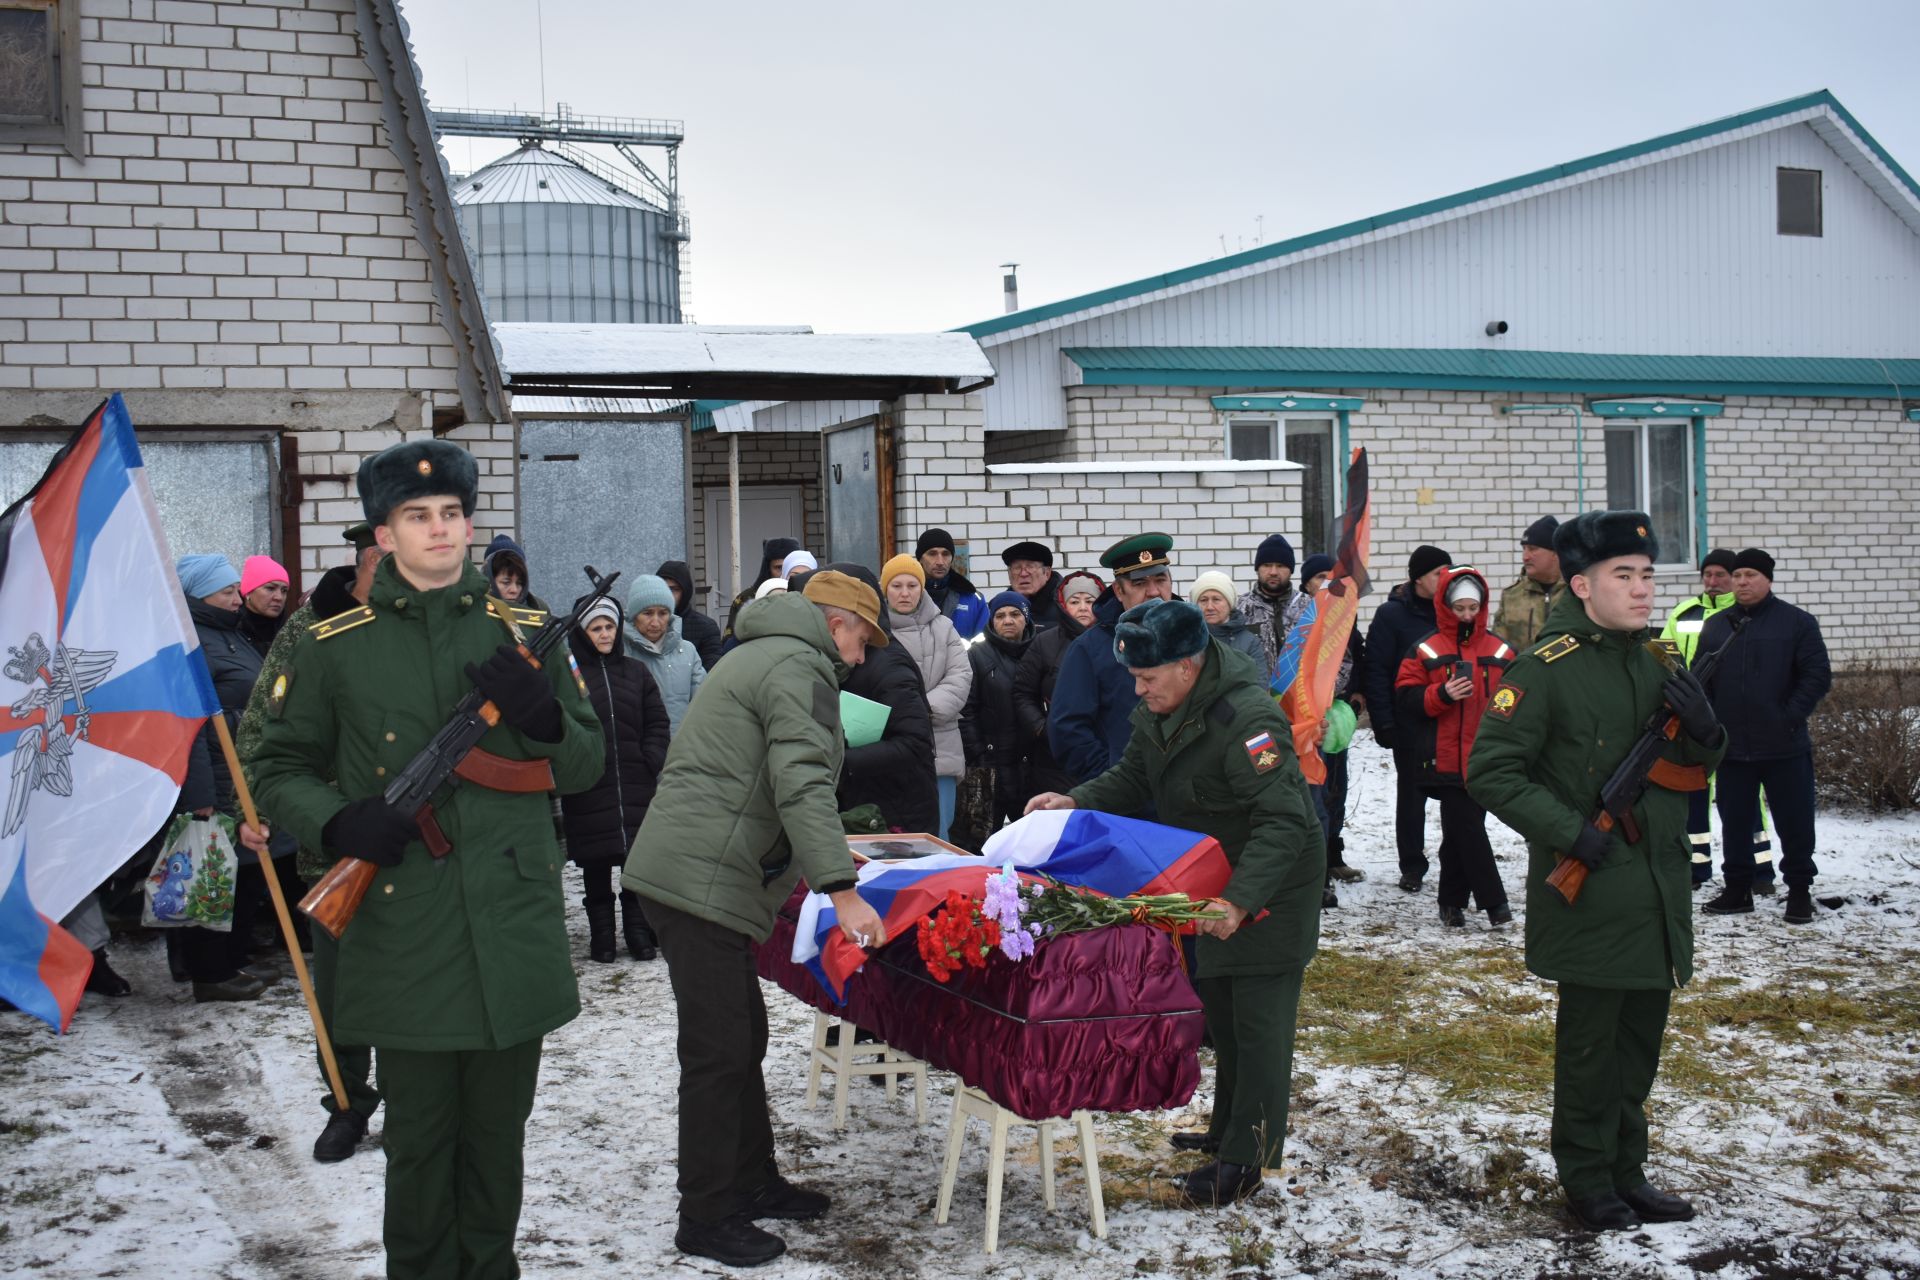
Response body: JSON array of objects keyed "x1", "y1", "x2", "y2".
[{"x1": 238, "y1": 554, "x2": 291, "y2": 657}]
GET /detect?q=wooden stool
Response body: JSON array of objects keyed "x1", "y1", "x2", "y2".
[
  {"x1": 934, "y1": 1084, "x2": 1107, "y2": 1253},
  {"x1": 803, "y1": 1011, "x2": 928, "y2": 1130}
]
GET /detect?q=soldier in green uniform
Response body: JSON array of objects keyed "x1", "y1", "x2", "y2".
[
  {"x1": 251, "y1": 441, "x2": 604, "y2": 1279},
  {"x1": 1493, "y1": 515, "x2": 1566, "y2": 652},
  {"x1": 237, "y1": 520, "x2": 386, "y2": 1163},
  {"x1": 1028, "y1": 599, "x2": 1324, "y2": 1207},
  {"x1": 1467, "y1": 511, "x2": 1726, "y2": 1233}
]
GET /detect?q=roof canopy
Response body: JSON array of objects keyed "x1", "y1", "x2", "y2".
[{"x1": 497, "y1": 323, "x2": 995, "y2": 401}]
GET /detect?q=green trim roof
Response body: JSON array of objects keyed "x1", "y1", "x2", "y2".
[
  {"x1": 962, "y1": 91, "x2": 1917, "y2": 341},
  {"x1": 1064, "y1": 347, "x2": 1920, "y2": 399}
]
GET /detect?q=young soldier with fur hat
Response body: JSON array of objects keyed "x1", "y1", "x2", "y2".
[
  {"x1": 1468, "y1": 511, "x2": 1726, "y2": 1234},
  {"x1": 1028, "y1": 598, "x2": 1324, "y2": 1207},
  {"x1": 250, "y1": 440, "x2": 606, "y2": 1274}
]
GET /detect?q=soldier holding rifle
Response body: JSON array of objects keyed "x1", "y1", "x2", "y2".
[
  {"x1": 252, "y1": 440, "x2": 604, "y2": 1280},
  {"x1": 1467, "y1": 511, "x2": 1726, "y2": 1234}
]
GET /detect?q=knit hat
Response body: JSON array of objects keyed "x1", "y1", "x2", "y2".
[
  {"x1": 880, "y1": 553, "x2": 926, "y2": 589},
  {"x1": 1057, "y1": 570, "x2": 1104, "y2": 604},
  {"x1": 1189, "y1": 570, "x2": 1237, "y2": 607},
  {"x1": 1407, "y1": 544, "x2": 1451, "y2": 581},
  {"x1": 916, "y1": 528, "x2": 956, "y2": 557},
  {"x1": 176, "y1": 553, "x2": 240, "y2": 599},
  {"x1": 579, "y1": 596, "x2": 620, "y2": 631},
  {"x1": 1299, "y1": 554, "x2": 1334, "y2": 584},
  {"x1": 1554, "y1": 511, "x2": 1658, "y2": 579},
  {"x1": 1520, "y1": 516, "x2": 1560, "y2": 549},
  {"x1": 1700, "y1": 548, "x2": 1737, "y2": 573},
  {"x1": 780, "y1": 549, "x2": 818, "y2": 577},
  {"x1": 357, "y1": 439, "x2": 477, "y2": 526},
  {"x1": 625, "y1": 573, "x2": 675, "y2": 616},
  {"x1": 754, "y1": 577, "x2": 789, "y2": 600},
  {"x1": 1254, "y1": 534, "x2": 1295, "y2": 570},
  {"x1": 1444, "y1": 574, "x2": 1486, "y2": 606},
  {"x1": 240, "y1": 555, "x2": 289, "y2": 596},
  {"x1": 483, "y1": 534, "x2": 529, "y2": 583},
  {"x1": 986, "y1": 589, "x2": 1030, "y2": 617},
  {"x1": 1732, "y1": 547, "x2": 1775, "y2": 580},
  {"x1": 1113, "y1": 599, "x2": 1209, "y2": 670}
]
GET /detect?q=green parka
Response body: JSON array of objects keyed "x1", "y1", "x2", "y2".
[
  {"x1": 250, "y1": 558, "x2": 604, "y2": 1051},
  {"x1": 621, "y1": 590, "x2": 858, "y2": 941},
  {"x1": 1467, "y1": 591, "x2": 1726, "y2": 990},
  {"x1": 1070, "y1": 641, "x2": 1324, "y2": 977}
]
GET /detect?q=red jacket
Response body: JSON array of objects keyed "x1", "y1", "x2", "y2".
[{"x1": 1393, "y1": 566, "x2": 1516, "y2": 786}]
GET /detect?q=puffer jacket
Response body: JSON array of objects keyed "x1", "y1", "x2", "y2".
[
  {"x1": 1209, "y1": 608, "x2": 1268, "y2": 666},
  {"x1": 621, "y1": 590, "x2": 857, "y2": 940},
  {"x1": 1392, "y1": 566, "x2": 1515, "y2": 787},
  {"x1": 562, "y1": 598, "x2": 670, "y2": 867},
  {"x1": 1012, "y1": 613, "x2": 1085, "y2": 794},
  {"x1": 889, "y1": 591, "x2": 972, "y2": 778},
  {"x1": 839, "y1": 637, "x2": 940, "y2": 833},
  {"x1": 624, "y1": 612, "x2": 706, "y2": 732},
  {"x1": 927, "y1": 567, "x2": 988, "y2": 640},
  {"x1": 656, "y1": 559, "x2": 722, "y2": 671},
  {"x1": 961, "y1": 624, "x2": 1032, "y2": 768}
]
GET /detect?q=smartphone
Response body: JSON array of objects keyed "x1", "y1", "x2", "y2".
[{"x1": 1452, "y1": 660, "x2": 1473, "y2": 685}]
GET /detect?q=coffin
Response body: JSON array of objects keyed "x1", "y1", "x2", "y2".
[{"x1": 757, "y1": 887, "x2": 1205, "y2": 1120}]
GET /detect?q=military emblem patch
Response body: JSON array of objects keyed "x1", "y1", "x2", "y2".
[
  {"x1": 565, "y1": 651, "x2": 588, "y2": 700},
  {"x1": 1488, "y1": 683, "x2": 1525, "y2": 720},
  {"x1": 1244, "y1": 731, "x2": 1280, "y2": 773},
  {"x1": 268, "y1": 671, "x2": 291, "y2": 719}
]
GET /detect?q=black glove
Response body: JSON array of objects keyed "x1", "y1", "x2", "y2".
[
  {"x1": 1662, "y1": 667, "x2": 1723, "y2": 747},
  {"x1": 466, "y1": 645, "x2": 563, "y2": 742},
  {"x1": 1373, "y1": 724, "x2": 1396, "y2": 752},
  {"x1": 1566, "y1": 822, "x2": 1612, "y2": 871},
  {"x1": 322, "y1": 797, "x2": 419, "y2": 867}
]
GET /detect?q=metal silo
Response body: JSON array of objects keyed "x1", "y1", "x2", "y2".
[{"x1": 453, "y1": 144, "x2": 683, "y2": 323}]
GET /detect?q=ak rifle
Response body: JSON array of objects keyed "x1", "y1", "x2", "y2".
[
  {"x1": 1544, "y1": 615, "x2": 1746, "y2": 906},
  {"x1": 298, "y1": 566, "x2": 621, "y2": 937}
]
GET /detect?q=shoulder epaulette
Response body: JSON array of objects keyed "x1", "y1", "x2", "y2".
[
  {"x1": 487, "y1": 599, "x2": 548, "y2": 627},
  {"x1": 309, "y1": 605, "x2": 376, "y2": 641},
  {"x1": 1532, "y1": 634, "x2": 1581, "y2": 664}
]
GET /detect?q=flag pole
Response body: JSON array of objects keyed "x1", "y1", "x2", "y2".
[{"x1": 210, "y1": 713, "x2": 351, "y2": 1112}]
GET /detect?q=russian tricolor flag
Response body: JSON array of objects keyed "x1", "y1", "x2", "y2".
[
  {"x1": 0, "y1": 395, "x2": 218, "y2": 1030},
  {"x1": 793, "y1": 810, "x2": 1232, "y2": 1000}
]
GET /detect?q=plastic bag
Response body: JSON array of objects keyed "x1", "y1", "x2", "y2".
[{"x1": 143, "y1": 813, "x2": 239, "y2": 931}]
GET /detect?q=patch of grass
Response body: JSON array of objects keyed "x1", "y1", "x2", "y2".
[
  {"x1": 1223, "y1": 1211, "x2": 1275, "y2": 1271},
  {"x1": 1797, "y1": 1134, "x2": 1886, "y2": 1184},
  {"x1": 0, "y1": 1116, "x2": 49, "y2": 1141}
]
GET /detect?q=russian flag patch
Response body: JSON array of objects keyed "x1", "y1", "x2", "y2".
[{"x1": 1244, "y1": 731, "x2": 1281, "y2": 773}]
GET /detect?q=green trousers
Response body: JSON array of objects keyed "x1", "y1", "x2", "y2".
[
  {"x1": 1194, "y1": 969, "x2": 1304, "y2": 1170},
  {"x1": 1552, "y1": 984, "x2": 1671, "y2": 1198},
  {"x1": 376, "y1": 1038, "x2": 543, "y2": 1280},
  {"x1": 311, "y1": 929, "x2": 380, "y2": 1117}
]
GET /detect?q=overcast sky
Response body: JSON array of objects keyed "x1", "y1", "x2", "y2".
[{"x1": 402, "y1": 0, "x2": 1920, "y2": 334}]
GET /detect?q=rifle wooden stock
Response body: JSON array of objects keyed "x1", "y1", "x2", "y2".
[
  {"x1": 1545, "y1": 803, "x2": 1630, "y2": 906},
  {"x1": 299, "y1": 856, "x2": 377, "y2": 939}
]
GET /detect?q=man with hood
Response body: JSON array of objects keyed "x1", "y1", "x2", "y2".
[
  {"x1": 1050, "y1": 534, "x2": 1176, "y2": 784},
  {"x1": 1013, "y1": 570, "x2": 1103, "y2": 796},
  {"x1": 1364, "y1": 544, "x2": 1453, "y2": 892},
  {"x1": 1002, "y1": 539, "x2": 1066, "y2": 632},
  {"x1": 1469, "y1": 511, "x2": 1725, "y2": 1233},
  {"x1": 1235, "y1": 534, "x2": 1297, "y2": 672},
  {"x1": 623, "y1": 572, "x2": 888, "y2": 1268},
  {"x1": 482, "y1": 533, "x2": 543, "y2": 609},
  {"x1": 722, "y1": 536, "x2": 802, "y2": 648},
  {"x1": 656, "y1": 560, "x2": 722, "y2": 670},
  {"x1": 917, "y1": 528, "x2": 986, "y2": 640},
  {"x1": 960, "y1": 590, "x2": 1037, "y2": 837}
]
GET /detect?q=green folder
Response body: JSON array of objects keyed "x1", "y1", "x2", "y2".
[{"x1": 839, "y1": 690, "x2": 891, "y2": 748}]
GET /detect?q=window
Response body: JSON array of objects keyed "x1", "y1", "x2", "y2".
[
  {"x1": 1777, "y1": 167, "x2": 1822, "y2": 237},
  {"x1": 1227, "y1": 415, "x2": 1338, "y2": 549},
  {"x1": 0, "y1": 1, "x2": 80, "y2": 154},
  {"x1": 1604, "y1": 422, "x2": 1692, "y2": 567}
]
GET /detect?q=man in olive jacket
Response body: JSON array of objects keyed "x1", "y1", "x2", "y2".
[
  {"x1": 1468, "y1": 511, "x2": 1727, "y2": 1235},
  {"x1": 623, "y1": 572, "x2": 888, "y2": 1269},
  {"x1": 251, "y1": 441, "x2": 606, "y2": 1279},
  {"x1": 1028, "y1": 599, "x2": 1324, "y2": 1208}
]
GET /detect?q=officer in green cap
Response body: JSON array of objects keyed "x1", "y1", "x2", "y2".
[
  {"x1": 251, "y1": 440, "x2": 604, "y2": 1276},
  {"x1": 1468, "y1": 510, "x2": 1725, "y2": 1234},
  {"x1": 1048, "y1": 533, "x2": 1175, "y2": 782},
  {"x1": 1029, "y1": 598, "x2": 1324, "y2": 1206},
  {"x1": 237, "y1": 519, "x2": 390, "y2": 1163}
]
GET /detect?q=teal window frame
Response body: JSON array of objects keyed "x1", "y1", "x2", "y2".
[{"x1": 1591, "y1": 399, "x2": 1722, "y2": 570}]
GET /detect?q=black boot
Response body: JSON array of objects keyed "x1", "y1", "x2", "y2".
[
  {"x1": 744, "y1": 1175, "x2": 830, "y2": 1221},
  {"x1": 674, "y1": 1214, "x2": 785, "y2": 1267},
  {"x1": 1175, "y1": 1160, "x2": 1263, "y2": 1207},
  {"x1": 166, "y1": 930, "x2": 189, "y2": 983},
  {"x1": 313, "y1": 1106, "x2": 369, "y2": 1163},
  {"x1": 1487, "y1": 903, "x2": 1514, "y2": 928},
  {"x1": 1783, "y1": 886, "x2": 1815, "y2": 925},
  {"x1": 621, "y1": 891, "x2": 656, "y2": 961},
  {"x1": 1169, "y1": 1131, "x2": 1219, "y2": 1153},
  {"x1": 85, "y1": 949, "x2": 132, "y2": 997},
  {"x1": 1702, "y1": 883, "x2": 1754, "y2": 915},
  {"x1": 1439, "y1": 904, "x2": 1466, "y2": 928},
  {"x1": 585, "y1": 898, "x2": 617, "y2": 964},
  {"x1": 1618, "y1": 1182, "x2": 1695, "y2": 1222},
  {"x1": 1321, "y1": 884, "x2": 1339, "y2": 909},
  {"x1": 1568, "y1": 1191, "x2": 1642, "y2": 1231},
  {"x1": 1327, "y1": 835, "x2": 1365, "y2": 882}
]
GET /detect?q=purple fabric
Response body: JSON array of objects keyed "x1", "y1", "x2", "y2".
[{"x1": 757, "y1": 888, "x2": 1204, "y2": 1119}]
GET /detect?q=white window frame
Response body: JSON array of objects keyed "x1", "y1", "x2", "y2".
[
  {"x1": 1603, "y1": 421, "x2": 1695, "y2": 569},
  {"x1": 1224, "y1": 413, "x2": 1341, "y2": 549},
  {"x1": 0, "y1": 0, "x2": 84, "y2": 156}
]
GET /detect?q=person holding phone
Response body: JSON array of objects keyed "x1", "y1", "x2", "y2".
[{"x1": 1392, "y1": 566, "x2": 1517, "y2": 927}]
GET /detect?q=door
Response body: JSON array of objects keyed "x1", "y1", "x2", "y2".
[
  {"x1": 704, "y1": 484, "x2": 804, "y2": 613},
  {"x1": 519, "y1": 418, "x2": 688, "y2": 610},
  {"x1": 824, "y1": 422, "x2": 880, "y2": 571}
]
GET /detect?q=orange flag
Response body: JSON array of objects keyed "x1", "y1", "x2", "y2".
[{"x1": 1275, "y1": 449, "x2": 1371, "y2": 785}]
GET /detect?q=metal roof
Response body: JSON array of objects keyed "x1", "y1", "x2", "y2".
[
  {"x1": 1062, "y1": 347, "x2": 1920, "y2": 399},
  {"x1": 454, "y1": 145, "x2": 658, "y2": 210},
  {"x1": 963, "y1": 91, "x2": 1920, "y2": 343}
]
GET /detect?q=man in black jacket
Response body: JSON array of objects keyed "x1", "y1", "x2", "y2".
[
  {"x1": 1696, "y1": 548, "x2": 1832, "y2": 924},
  {"x1": 656, "y1": 560, "x2": 722, "y2": 671},
  {"x1": 960, "y1": 591, "x2": 1035, "y2": 840},
  {"x1": 1362, "y1": 545, "x2": 1451, "y2": 892}
]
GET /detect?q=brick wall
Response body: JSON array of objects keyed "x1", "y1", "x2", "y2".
[{"x1": 688, "y1": 429, "x2": 823, "y2": 613}]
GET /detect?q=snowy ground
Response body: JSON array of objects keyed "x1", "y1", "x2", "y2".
[{"x1": 4, "y1": 735, "x2": 1918, "y2": 1279}]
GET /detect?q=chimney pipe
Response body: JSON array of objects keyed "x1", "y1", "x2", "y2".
[{"x1": 1001, "y1": 262, "x2": 1020, "y2": 314}]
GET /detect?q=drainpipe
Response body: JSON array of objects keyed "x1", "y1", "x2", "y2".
[
  {"x1": 728, "y1": 432, "x2": 741, "y2": 600},
  {"x1": 1499, "y1": 403, "x2": 1586, "y2": 509}
]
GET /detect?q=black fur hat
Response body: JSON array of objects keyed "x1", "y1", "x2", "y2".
[
  {"x1": 357, "y1": 440, "x2": 479, "y2": 526},
  {"x1": 1112, "y1": 599, "x2": 1209, "y2": 669},
  {"x1": 1554, "y1": 510, "x2": 1659, "y2": 579}
]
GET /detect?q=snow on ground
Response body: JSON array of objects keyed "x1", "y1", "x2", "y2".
[{"x1": 4, "y1": 735, "x2": 1918, "y2": 1279}]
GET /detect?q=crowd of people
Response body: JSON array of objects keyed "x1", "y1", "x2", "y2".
[{"x1": 48, "y1": 428, "x2": 1841, "y2": 1273}]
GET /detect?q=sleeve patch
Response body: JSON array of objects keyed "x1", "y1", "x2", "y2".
[
  {"x1": 1244, "y1": 730, "x2": 1281, "y2": 773},
  {"x1": 267, "y1": 669, "x2": 292, "y2": 719},
  {"x1": 1487, "y1": 683, "x2": 1526, "y2": 720}
]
